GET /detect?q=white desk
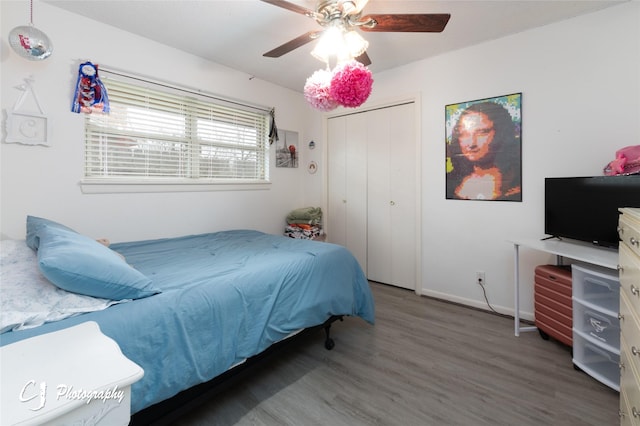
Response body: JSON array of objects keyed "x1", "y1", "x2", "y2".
[
  {"x1": 511, "y1": 238, "x2": 618, "y2": 336},
  {"x1": 1, "y1": 321, "x2": 143, "y2": 425}
]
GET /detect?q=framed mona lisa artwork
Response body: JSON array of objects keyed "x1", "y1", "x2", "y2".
[{"x1": 445, "y1": 93, "x2": 522, "y2": 201}]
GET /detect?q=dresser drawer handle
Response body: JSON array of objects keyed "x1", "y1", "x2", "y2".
[
  {"x1": 633, "y1": 346, "x2": 640, "y2": 356},
  {"x1": 619, "y1": 313, "x2": 625, "y2": 321},
  {"x1": 632, "y1": 285, "x2": 640, "y2": 296},
  {"x1": 632, "y1": 237, "x2": 640, "y2": 247},
  {"x1": 633, "y1": 407, "x2": 640, "y2": 418}
]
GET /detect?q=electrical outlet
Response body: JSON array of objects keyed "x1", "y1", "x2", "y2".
[{"x1": 476, "y1": 271, "x2": 486, "y2": 286}]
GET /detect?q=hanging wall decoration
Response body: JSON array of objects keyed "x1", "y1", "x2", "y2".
[
  {"x1": 4, "y1": 76, "x2": 51, "y2": 146},
  {"x1": 71, "y1": 62, "x2": 110, "y2": 114},
  {"x1": 445, "y1": 93, "x2": 522, "y2": 201},
  {"x1": 275, "y1": 129, "x2": 299, "y2": 168},
  {"x1": 8, "y1": 0, "x2": 53, "y2": 61}
]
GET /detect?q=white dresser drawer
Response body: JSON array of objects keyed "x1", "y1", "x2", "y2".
[
  {"x1": 621, "y1": 389, "x2": 637, "y2": 426},
  {"x1": 621, "y1": 338, "x2": 640, "y2": 425},
  {"x1": 621, "y1": 243, "x2": 640, "y2": 311},
  {"x1": 622, "y1": 292, "x2": 640, "y2": 378},
  {"x1": 620, "y1": 209, "x2": 640, "y2": 259}
]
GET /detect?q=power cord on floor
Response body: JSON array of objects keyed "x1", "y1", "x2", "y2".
[{"x1": 478, "y1": 279, "x2": 499, "y2": 314}]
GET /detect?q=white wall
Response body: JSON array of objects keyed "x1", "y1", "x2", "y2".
[
  {"x1": 361, "y1": 2, "x2": 639, "y2": 319},
  {"x1": 2, "y1": 1, "x2": 638, "y2": 321},
  {"x1": 0, "y1": 0, "x2": 319, "y2": 242}
]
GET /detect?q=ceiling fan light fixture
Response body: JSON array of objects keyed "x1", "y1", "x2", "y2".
[
  {"x1": 344, "y1": 31, "x2": 368, "y2": 58},
  {"x1": 310, "y1": 26, "x2": 346, "y2": 63},
  {"x1": 311, "y1": 26, "x2": 369, "y2": 65},
  {"x1": 339, "y1": 0, "x2": 370, "y2": 15}
]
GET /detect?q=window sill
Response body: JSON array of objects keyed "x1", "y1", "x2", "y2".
[{"x1": 80, "y1": 179, "x2": 272, "y2": 194}]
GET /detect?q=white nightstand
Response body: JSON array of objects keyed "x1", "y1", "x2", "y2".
[{"x1": 1, "y1": 321, "x2": 144, "y2": 425}]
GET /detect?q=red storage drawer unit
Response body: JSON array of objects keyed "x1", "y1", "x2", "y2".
[{"x1": 534, "y1": 264, "x2": 572, "y2": 347}]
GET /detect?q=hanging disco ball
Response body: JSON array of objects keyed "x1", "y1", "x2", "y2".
[{"x1": 8, "y1": 25, "x2": 53, "y2": 61}]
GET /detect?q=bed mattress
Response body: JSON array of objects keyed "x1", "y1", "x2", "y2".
[{"x1": 0, "y1": 230, "x2": 375, "y2": 413}]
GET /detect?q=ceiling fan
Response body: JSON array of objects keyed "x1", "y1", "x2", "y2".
[{"x1": 261, "y1": 0, "x2": 451, "y2": 66}]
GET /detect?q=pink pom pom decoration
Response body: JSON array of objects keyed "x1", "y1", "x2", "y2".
[
  {"x1": 304, "y1": 69, "x2": 339, "y2": 112},
  {"x1": 329, "y1": 60, "x2": 373, "y2": 108}
]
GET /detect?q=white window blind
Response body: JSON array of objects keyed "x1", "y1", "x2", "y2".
[{"x1": 83, "y1": 72, "x2": 270, "y2": 187}]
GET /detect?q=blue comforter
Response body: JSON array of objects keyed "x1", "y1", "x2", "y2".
[{"x1": 0, "y1": 230, "x2": 375, "y2": 413}]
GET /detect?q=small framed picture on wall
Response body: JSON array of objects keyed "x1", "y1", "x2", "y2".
[
  {"x1": 445, "y1": 93, "x2": 522, "y2": 201},
  {"x1": 275, "y1": 129, "x2": 299, "y2": 168}
]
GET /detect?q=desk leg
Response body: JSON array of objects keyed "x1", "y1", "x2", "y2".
[
  {"x1": 514, "y1": 243, "x2": 521, "y2": 336},
  {"x1": 513, "y1": 242, "x2": 537, "y2": 337}
]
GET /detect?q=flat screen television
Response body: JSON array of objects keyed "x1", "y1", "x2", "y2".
[{"x1": 544, "y1": 175, "x2": 640, "y2": 249}]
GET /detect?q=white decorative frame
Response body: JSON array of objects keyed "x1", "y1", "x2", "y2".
[
  {"x1": 5, "y1": 112, "x2": 50, "y2": 146},
  {"x1": 4, "y1": 77, "x2": 51, "y2": 146}
]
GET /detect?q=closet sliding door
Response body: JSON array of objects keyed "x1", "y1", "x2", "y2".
[
  {"x1": 327, "y1": 113, "x2": 368, "y2": 271},
  {"x1": 366, "y1": 103, "x2": 417, "y2": 290},
  {"x1": 327, "y1": 101, "x2": 418, "y2": 291}
]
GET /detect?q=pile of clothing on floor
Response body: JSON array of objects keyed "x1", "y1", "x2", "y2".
[{"x1": 284, "y1": 207, "x2": 325, "y2": 240}]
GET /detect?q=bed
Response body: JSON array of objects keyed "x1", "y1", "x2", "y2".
[{"x1": 0, "y1": 216, "x2": 375, "y2": 422}]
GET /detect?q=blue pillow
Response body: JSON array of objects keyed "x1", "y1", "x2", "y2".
[
  {"x1": 37, "y1": 225, "x2": 160, "y2": 300},
  {"x1": 26, "y1": 216, "x2": 77, "y2": 251}
]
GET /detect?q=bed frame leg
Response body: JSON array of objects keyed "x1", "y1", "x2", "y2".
[{"x1": 323, "y1": 315, "x2": 343, "y2": 350}]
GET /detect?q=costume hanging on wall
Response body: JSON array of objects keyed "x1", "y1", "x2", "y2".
[
  {"x1": 71, "y1": 61, "x2": 109, "y2": 114},
  {"x1": 269, "y1": 108, "x2": 278, "y2": 145}
]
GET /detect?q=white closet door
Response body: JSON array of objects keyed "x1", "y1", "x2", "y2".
[
  {"x1": 366, "y1": 108, "x2": 393, "y2": 284},
  {"x1": 327, "y1": 117, "x2": 347, "y2": 247},
  {"x1": 367, "y1": 103, "x2": 417, "y2": 290},
  {"x1": 327, "y1": 114, "x2": 368, "y2": 271}
]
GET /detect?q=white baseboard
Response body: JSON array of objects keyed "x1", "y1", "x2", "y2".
[{"x1": 419, "y1": 288, "x2": 535, "y2": 322}]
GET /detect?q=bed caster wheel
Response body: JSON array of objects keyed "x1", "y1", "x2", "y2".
[
  {"x1": 538, "y1": 329, "x2": 550, "y2": 340},
  {"x1": 324, "y1": 338, "x2": 335, "y2": 350}
]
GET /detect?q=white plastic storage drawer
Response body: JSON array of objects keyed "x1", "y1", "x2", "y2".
[
  {"x1": 573, "y1": 299, "x2": 620, "y2": 349},
  {"x1": 573, "y1": 333, "x2": 620, "y2": 391},
  {"x1": 572, "y1": 264, "x2": 620, "y2": 313}
]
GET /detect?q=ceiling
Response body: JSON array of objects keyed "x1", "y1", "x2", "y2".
[{"x1": 44, "y1": 0, "x2": 626, "y2": 92}]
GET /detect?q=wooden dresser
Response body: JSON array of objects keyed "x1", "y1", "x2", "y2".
[{"x1": 619, "y1": 207, "x2": 640, "y2": 425}]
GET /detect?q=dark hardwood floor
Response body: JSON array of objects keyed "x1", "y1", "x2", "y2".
[{"x1": 172, "y1": 282, "x2": 619, "y2": 426}]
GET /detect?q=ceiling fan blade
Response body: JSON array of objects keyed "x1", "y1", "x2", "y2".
[
  {"x1": 260, "y1": 0, "x2": 315, "y2": 17},
  {"x1": 355, "y1": 51, "x2": 372, "y2": 66},
  {"x1": 263, "y1": 31, "x2": 322, "y2": 58},
  {"x1": 359, "y1": 14, "x2": 451, "y2": 33}
]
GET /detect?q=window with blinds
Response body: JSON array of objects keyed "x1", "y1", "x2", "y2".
[{"x1": 83, "y1": 73, "x2": 270, "y2": 187}]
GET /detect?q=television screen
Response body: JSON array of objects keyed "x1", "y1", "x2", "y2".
[{"x1": 544, "y1": 175, "x2": 640, "y2": 248}]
